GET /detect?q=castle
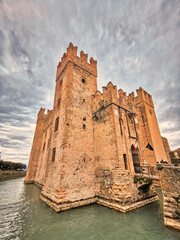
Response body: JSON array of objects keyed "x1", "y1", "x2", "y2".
[{"x1": 25, "y1": 43, "x2": 169, "y2": 212}]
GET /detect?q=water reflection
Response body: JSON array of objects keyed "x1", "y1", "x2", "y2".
[{"x1": 0, "y1": 178, "x2": 179, "y2": 240}]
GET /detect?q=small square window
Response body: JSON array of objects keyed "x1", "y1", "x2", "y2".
[{"x1": 82, "y1": 79, "x2": 86, "y2": 83}]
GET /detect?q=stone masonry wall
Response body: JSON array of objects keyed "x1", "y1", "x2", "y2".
[{"x1": 159, "y1": 166, "x2": 180, "y2": 230}]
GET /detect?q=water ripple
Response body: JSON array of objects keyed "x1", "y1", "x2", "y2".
[{"x1": 0, "y1": 178, "x2": 179, "y2": 240}]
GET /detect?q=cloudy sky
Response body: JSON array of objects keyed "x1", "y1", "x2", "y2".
[{"x1": 0, "y1": 0, "x2": 179, "y2": 165}]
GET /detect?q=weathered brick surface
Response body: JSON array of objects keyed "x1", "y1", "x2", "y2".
[
  {"x1": 25, "y1": 43, "x2": 168, "y2": 212},
  {"x1": 159, "y1": 166, "x2": 180, "y2": 230}
]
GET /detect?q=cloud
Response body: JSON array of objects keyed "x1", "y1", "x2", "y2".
[{"x1": 0, "y1": 0, "x2": 179, "y2": 163}]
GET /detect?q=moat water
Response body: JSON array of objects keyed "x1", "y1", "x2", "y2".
[{"x1": 0, "y1": 177, "x2": 179, "y2": 240}]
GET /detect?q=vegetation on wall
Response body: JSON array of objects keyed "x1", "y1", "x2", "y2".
[
  {"x1": 156, "y1": 164, "x2": 164, "y2": 171},
  {"x1": 134, "y1": 175, "x2": 152, "y2": 185}
]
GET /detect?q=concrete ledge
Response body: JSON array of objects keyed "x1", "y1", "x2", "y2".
[
  {"x1": 40, "y1": 194, "x2": 97, "y2": 212},
  {"x1": 40, "y1": 193, "x2": 159, "y2": 213},
  {"x1": 97, "y1": 195, "x2": 159, "y2": 213}
]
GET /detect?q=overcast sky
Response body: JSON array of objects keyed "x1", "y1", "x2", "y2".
[{"x1": 0, "y1": 0, "x2": 179, "y2": 165}]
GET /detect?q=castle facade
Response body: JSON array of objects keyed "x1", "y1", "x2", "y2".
[{"x1": 25, "y1": 43, "x2": 169, "y2": 212}]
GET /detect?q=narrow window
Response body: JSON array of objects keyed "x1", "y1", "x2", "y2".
[
  {"x1": 119, "y1": 118, "x2": 123, "y2": 135},
  {"x1": 82, "y1": 78, "x2": 86, "y2": 83},
  {"x1": 83, "y1": 99, "x2": 85, "y2": 102},
  {"x1": 57, "y1": 98, "x2": 60, "y2": 108},
  {"x1": 59, "y1": 79, "x2": 63, "y2": 86},
  {"x1": 52, "y1": 148, "x2": 56, "y2": 162},
  {"x1": 123, "y1": 154, "x2": 128, "y2": 170},
  {"x1": 45, "y1": 131, "x2": 47, "y2": 138},
  {"x1": 55, "y1": 117, "x2": 59, "y2": 132},
  {"x1": 83, "y1": 117, "x2": 86, "y2": 121},
  {"x1": 83, "y1": 124, "x2": 86, "y2": 130},
  {"x1": 43, "y1": 142, "x2": 46, "y2": 151}
]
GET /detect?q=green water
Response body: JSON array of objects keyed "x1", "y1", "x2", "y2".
[{"x1": 0, "y1": 177, "x2": 179, "y2": 240}]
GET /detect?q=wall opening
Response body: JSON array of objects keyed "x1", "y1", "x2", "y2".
[
  {"x1": 55, "y1": 117, "x2": 59, "y2": 132},
  {"x1": 82, "y1": 78, "x2": 86, "y2": 83},
  {"x1": 83, "y1": 124, "x2": 86, "y2": 129},
  {"x1": 52, "y1": 148, "x2": 56, "y2": 162},
  {"x1": 131, "y1": 146, "x2": 141, "y2": 173},
  {"x1": 43, "y1": 142, "x2": 46, "y2": 151},
  {"x1": 123, "y1": 154, "x2": 128, "y2": 170},
  {"x1": 119, "y1": 118, "x2": 123, "y2": 135},
  {"x1": 83, "y1": 117, "x2": 86, "y2": 121}
]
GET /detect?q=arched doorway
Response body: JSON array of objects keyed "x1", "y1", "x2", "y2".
[{"x1": 131, "y1": 145, "x2": 141, "y2": 173}]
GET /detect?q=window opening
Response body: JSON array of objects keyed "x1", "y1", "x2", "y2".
[
  {"x1": 123, "y1": 154, "x2": 128, "y2": 170},
  {"x1": 119, "y1": 118, "x2": 123, "y2": 135},
  {"x1": 52, "y1": 148, "x2": 56, "y2": 162},
  {"x1": 43, "y1": 142, "x2": 46, "y2": 151},
  {"x1": 55, "y1": 117, "x2": 59, "y2": 132}
]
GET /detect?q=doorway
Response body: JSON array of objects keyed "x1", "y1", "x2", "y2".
[{"x1": 131, "y1": 146, "x2": 141, "y2": 173}]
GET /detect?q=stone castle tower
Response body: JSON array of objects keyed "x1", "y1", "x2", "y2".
[{"x1": 25, "y1": 43, "x2": 169, "y2": 212}]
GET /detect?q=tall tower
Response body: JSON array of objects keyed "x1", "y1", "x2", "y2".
[
  {"x1": 135, "y1": 88, "x2": 168, "y2": 166},
  {"x1": 40, "y1": 43, "x2": 98, "y2": 211}
]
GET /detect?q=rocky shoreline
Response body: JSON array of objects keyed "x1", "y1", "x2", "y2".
[{"x1": 0, "y1": 170, "x2": 26, "y2": 181}]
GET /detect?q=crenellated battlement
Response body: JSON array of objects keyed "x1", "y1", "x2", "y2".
[
  {"x1": 92, "y1": 82, "x2": 138, "y2": 113},
  {"x1": 56, "y1": 42, "x2": 97, "y2": 79},
  {"x1": 135, "y1": 87, "x2": 154, "y2": 107},
  {"x1": 118, "y1": 89, "x2": 127, "y2": 104},
  {"x1": 37, "y1": 108, "x2": 53, "y2": 122}
]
